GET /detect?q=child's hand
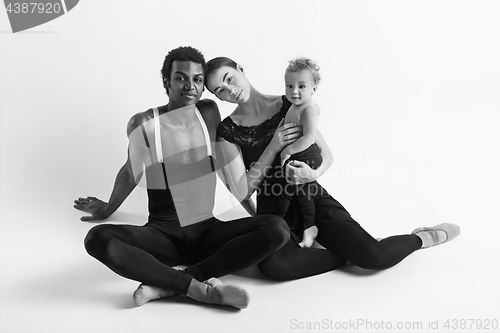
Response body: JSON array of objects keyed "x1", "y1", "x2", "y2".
[{"x1": 299, "y1": 225, "x2": 319, "y2": 248}]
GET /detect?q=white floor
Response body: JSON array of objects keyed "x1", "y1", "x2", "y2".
[{"x1": 0, "y1": 181, "x2": 499, "y2": 333}]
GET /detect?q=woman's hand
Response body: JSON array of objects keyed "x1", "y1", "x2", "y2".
[
  {"x1": 285, "y1": 160, "x2": 319, "y2": 185},
  {"x1": 74, "y1": 196, "x2": 110, "y2": 222},
  {"x1": 269, "y1": 119, "x2": 302, "y2": 155}
]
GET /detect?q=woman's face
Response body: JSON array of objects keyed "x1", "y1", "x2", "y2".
[{"x1": 206, "y1": 66, "x2": 251, "y2": 104}]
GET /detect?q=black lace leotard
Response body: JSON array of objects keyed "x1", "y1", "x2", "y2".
[{"x1": 217, "y1": 96, "x2": 290, "y2": 170}]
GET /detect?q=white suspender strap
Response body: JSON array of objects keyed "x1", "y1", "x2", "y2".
[
  {"x1": 154, "y1": 107, "x2": 210, "y2": 164},
  {"x1": 153, "y1": 107, "x2": 164, "y2": 163},
  {"x1": 195, "y1": 108, "x2": 212, "y2": 156}
]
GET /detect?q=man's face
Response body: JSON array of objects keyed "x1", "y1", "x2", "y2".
[{"x1": 167, "y1": 61, "x2": 204, "y2": 107}]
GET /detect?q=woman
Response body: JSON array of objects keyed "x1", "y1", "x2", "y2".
[{"x1": 205, "y1": 57, "x2": 460, "y2": 280}]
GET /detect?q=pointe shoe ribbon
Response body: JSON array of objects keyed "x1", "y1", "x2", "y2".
[
  {"x1": 411, "y1": 223, "x2": 461, "y2": 248},
  {"x1": 204, "y1": 278, "x2": 250, "y2": 309}
]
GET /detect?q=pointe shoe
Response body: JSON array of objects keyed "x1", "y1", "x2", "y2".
[
  {"x1": 412, "y1": 223, "x2": 461, "y2": 249},
  {"x1": 204, "y1": 278, "x2": 250, "y2": 309}
]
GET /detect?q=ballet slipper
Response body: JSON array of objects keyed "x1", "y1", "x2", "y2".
[
  {"x1": 204, "y1": 278, "x2": 250, "y2": 309},
  {"x1": 411, "y1": 223, "x2": 461, "y2": 249},
  {"x1": 133, "y1": 284, "x2": 179, "y2": 307}
]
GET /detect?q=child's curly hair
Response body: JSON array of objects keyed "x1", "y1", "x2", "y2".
[{"x1": 286, "y1": 57, "x2": 321, "y2": 85}]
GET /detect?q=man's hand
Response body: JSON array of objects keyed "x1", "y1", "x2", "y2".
[{"x1": 74, "y1": 196, "x2": 110, "y2": 222}]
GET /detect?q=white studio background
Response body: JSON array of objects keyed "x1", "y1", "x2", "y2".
[{"x1": 1, "y1": 1, "x2": 499, "y2": 333}]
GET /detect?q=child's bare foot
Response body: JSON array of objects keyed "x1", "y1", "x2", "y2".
[
  {"x1": 299, "y1": 226, "x2": 319, "y2": 248},
  {"x1": 133, "y1": 284, "x2": 179, "y2": 307}
]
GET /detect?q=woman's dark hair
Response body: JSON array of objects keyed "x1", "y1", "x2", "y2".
[
  {"x1": 160, "y1": 46, "x2": 206, "y2": 94},
  {"x1": 205, "y1": 57, "x2": 238, "y2": 92}
]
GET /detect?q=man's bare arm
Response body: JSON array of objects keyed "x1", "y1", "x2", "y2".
[{"x1": 74, "y1": 113, "x2": 147, "y2": 222}]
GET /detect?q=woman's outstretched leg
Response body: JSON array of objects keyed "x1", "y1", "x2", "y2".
[
  {"x1": 258, "y1": 238, "x2": 347, "y2": 280},
  {"x1": 316, "y1": 220, "x2": 422, "y2": 269},
  {"x1": 313, "y1": 191, "x2": 434, "y2": 270},
  {"x1": 313, "y1": 192, "x2": 460, "y2": 269}
]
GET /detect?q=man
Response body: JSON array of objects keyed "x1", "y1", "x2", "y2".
[{"x1": 74, "y1": 46, "x2": 289, "y2": 309}]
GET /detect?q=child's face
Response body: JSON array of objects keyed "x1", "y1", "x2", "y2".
[{"x1": 285, "y1": 70, "x2": 317, "y2": 106}]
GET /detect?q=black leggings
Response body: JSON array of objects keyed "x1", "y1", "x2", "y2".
[
  {"x1": 258, "y1": 191, "x2": 422, "y2": 280},
  {"x1": 84, "y1": 215, "x2": 289, "y2": 294}
]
